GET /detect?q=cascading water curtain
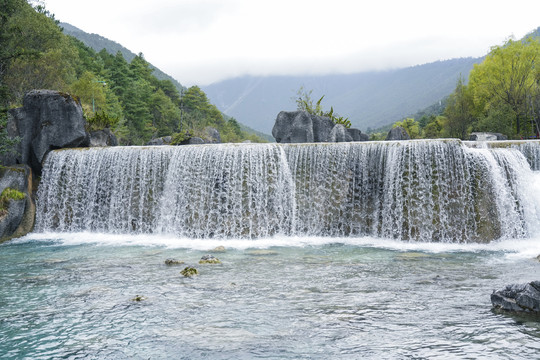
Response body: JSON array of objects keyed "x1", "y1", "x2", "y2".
[{"x1": 36, "y1": 141, "x2": 540, "y2": 242}]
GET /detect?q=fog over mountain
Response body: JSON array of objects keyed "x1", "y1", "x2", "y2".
[{"x1": 203, "y1": 57, "x2": 481, "y2": 134}]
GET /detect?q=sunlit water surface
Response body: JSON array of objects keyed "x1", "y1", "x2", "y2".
[{"x1": 1, "y1": 234, "x2": 539, "y2": 359}]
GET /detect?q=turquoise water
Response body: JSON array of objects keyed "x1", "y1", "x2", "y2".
[{"x1": 1, "y1": 234, "x2": 539, "y2": 359}]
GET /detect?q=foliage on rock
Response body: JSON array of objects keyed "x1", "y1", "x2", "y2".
[
  {"x1": 295, "y1": 87, "x2": 351, "y2": 128},
  {"x1": 0, "y1": 1, "x2": 265, "y2": 146},
  {"x1": 0, "y1": 187, "x2": 25, "y2": 217}
]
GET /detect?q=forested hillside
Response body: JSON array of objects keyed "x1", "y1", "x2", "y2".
[
  {"x1": 203, "y1": 58, "x2": 481, "y2": 134},
  {"x1": 60, "y1": 22, "x2": 185, "y2": 94},
  {"x1": 371, "y1": 28, "x2": 540, "y2": 141},
  {"x1": 0, "y1": 1, "x2": 264, "y2": 146}
]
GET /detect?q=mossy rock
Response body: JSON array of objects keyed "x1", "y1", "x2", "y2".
[
  {"x1": 164, "y1": 258, "x2": 185, "y2": 266},
  {"x1": 199, "y1": 254, "x2": 221, "y2": 264},
  {"x1": 132, "y1": 295, "x2": 147, "y2": 302},
  {"x1": 0, "y1": 187, "x2": 26, "y2": 212},
  {"x1": 181, "y1": 266, "x2": 199, "y2": 277}
]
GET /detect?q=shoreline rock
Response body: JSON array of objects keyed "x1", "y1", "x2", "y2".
[
  {"x1": 0, "y1": 165, "x2": 35, "y2": 243},
  {"x1": 491, "y1": 281, "x2": 540, "y2": 313}
]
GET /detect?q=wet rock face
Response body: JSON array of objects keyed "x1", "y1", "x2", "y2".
[
  {"x1": 3, "y1": 90, "x2": 89, "y2": 175},
  {"x1": 491, "y1": 281, "x2": 540, "y2": 313},
  {"x1": 0, "y1": 165, "x2": 35, "y2": 243},
  {"x1": 272, "y1": 110, "x2": 367, "y2": 143}
]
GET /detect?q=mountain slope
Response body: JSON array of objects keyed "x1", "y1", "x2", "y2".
[
  {"x1": 203, "y1": 57, "x2": 481, "y2": 134},
  {"x1": 60, "y1": 22, "x2": 185, "y2": 93}
]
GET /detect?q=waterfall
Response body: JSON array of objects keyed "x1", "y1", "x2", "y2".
[{"x1": 35, "y1": 140, "x2": 540, "y2": 242}]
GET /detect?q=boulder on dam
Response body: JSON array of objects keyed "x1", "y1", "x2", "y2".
[
  {"x1": 1, "y1": 90, "x2": 90, "y2": 175},
  {"x1": 385, "y1": 126, "x2": 410, "y2": 141},
  {"x1": 272, "y1": 110, "x2": 368, "y2": 143}
]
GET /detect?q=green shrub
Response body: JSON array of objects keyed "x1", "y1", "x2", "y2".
[{"x1": 0, "y1": 187, "x2": 25, "y2": 216}]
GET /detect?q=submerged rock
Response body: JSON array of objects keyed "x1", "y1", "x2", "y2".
[
  {"x1": 180, "y1": 266, "x2": 199, "y2": 277},
  {"x1": 164, "y1": 258, "x2": 185, "y2": 266},
  {"x1": 491, "y1": 281, "x2": 540, "y2": 313},
  {"x1": 132, "y1": 295, "x2": 147, "y2": 302},
  {"x1": 199, "y1": 254, "x2": 221, "y2": 264}
]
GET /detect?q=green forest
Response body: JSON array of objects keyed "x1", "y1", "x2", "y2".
[
  {"x1": 371, "y1": 35, "x2": 540, "y2": 140},
  {"x1": 0, "y1": 0, "x2": 265, "y2": 145}
]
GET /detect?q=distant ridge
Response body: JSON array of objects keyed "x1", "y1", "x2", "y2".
[
  {"x1": 203, "y1": 58, "x2": 481, "y2": 134},
  {"x1": 60, "y1": 22, "x2": 185, "y2": 93},
  {"x1": 60, "y1": 22, "x2": 271, "y2": 139}
]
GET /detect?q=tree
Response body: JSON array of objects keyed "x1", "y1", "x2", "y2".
[
  {"x1": 468, "y1": 38, "x2": 540, "y2": 137},
  {"x1": 443, "y1": 76, "x2": 475, "y2": 139},
  {"x1": 423, "y1": 116, "x2": 446, "y2": 138},
  {"x1": 0, "y1": 0, "x2": 27, "y2": 156},
  {"x1": 70, "y1": 71, "x2": 107, "y2": 114},
  {"x1": 0, "y1": 109, "x2": 19, "y2": 158}
]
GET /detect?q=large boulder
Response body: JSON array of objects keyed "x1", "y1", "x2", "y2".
[
  {"x1": 183, "y1": 137, "x2": 205, "y2": 145},
  {"x1": 146, "y1": 136, "x2": 172, "y2": 146},
  {"x1": 347, "y1": 128, "x2": 370, "y2": 142},
  {"x1": 491, "y1": 281, "x2": 540, "y2": 313},
  {"x1": 272, "y1": 111, "x2": 369, "y2": 143},
  {"x1": 89, "y1": 128, "x2": 118, "y2": 147},
  {"x1": 3, "y1": 90, "x2": 89, "y2": 175},
  {"x1": 469, "y1": 132, "x2": 508, "y2": 141},
  {"x1": 386, "y1": 126, "x2": 410, "y2": 141},
  {"x1": 328, "y1": 124, "x2": 353, "y2": 142},
  {"x1": 0, "y1": 165, "x2": 35, "y2": 243}
]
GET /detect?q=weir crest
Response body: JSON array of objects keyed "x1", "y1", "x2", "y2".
[{"x1": 35, "y1": 140, "x2": 540, "y2": 243}]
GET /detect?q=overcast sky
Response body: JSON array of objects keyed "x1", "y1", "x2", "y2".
[{"x1": 43, "y1": 0, "x2": 540, "y2": 86}]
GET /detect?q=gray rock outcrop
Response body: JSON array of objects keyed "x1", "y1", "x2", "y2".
[
  {"x1": 491, "y1": 281, "x2": 540, "y2": 313},
  {"x1": 2, "y1": 90, "x2": 90, "y2": 175},
  {"x1": 386, "y1": 126, "x2": 410, "y2": 141},
  {"x1": 347, "y1": 128, "x2": 369, "y2": 142},
  {"x1": 89, "y1": 128, "x2": 118, "y2": 147},
  {"x1": 272, "y1": 111, "x2": 367, "y2": 143},
  {"x1": 469, "y1": 132, "x2": 508, "y2": 141},
  {"x1": 146, "y1": 136, "x2": 172, "y2": 146},
  {"x1": 328, "y1": 124, "x2": 352, "y2": 142},
  {"x1": 184, "y1": 137, "x2": 205, "y2": 145},
  {"x1": 203, "y1": 127, "x2": 221, "y2": 143},
  {"x1": 0, "y1": 165, "x2": 35, "y2": 243}
]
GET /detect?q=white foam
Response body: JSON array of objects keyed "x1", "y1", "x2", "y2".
[{"x1": 13, "y1": 232, "x2": 540, "y2": 259}]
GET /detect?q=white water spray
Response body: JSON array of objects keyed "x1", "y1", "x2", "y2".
[{"x1": 35, "y1": 140, "x2": 540, "y2": 242}]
